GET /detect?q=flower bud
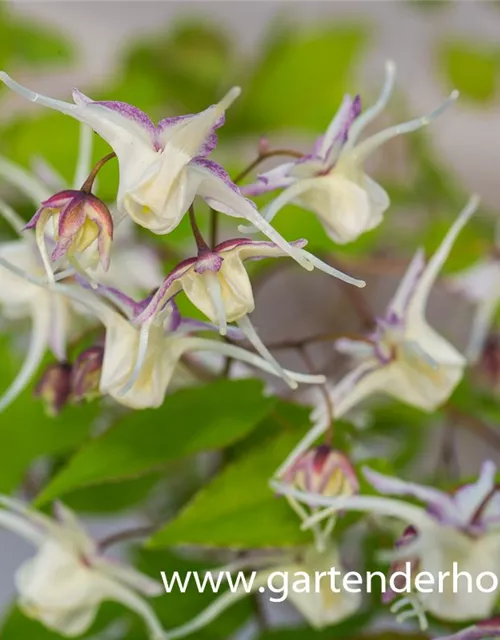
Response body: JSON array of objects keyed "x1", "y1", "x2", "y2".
[
  {"x1": 27, "y1": 189, "x2": 113, "y2": 270},
  {"x1": 34, "y1": 362, "x2": 72, "y2": 416},
  {"x1": 284, "y1": 446, "x2": 359, "y2": 498},
  {"x1": 71, "y1": 346, "x2": 104, "y2": 402},
  {"x1": 383, "y1": 524, "x2": 420, "y2": 604}
]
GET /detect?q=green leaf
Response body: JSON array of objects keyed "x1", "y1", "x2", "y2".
[
  {"x1": 36, "y1": 379, "x2": 275, "y2": 504},
  {"x1": 149, "y1": 411, "x2": 314, "y2": 549},
  {"x1": 0, "y1": 336, "x2": 98, "y2": 494},
  {"x1": 0, "y1": 602, "x2": 125, "y2": 639},
  {"x1": 7, "y1": 24, "x2": 73, "y2": 67},
  {"x1": 235, "y1": 23, "x2": 367, "y2": 133},
  {"x1": 440, "y1": 41, "x2": 499, "y2": 103}
]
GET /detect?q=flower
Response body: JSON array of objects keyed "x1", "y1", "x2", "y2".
[
  {"x1": 0, "y1": 127, "x2": 164, "y2": 298},
  {"x1": 283, "y1": 446, "x2": 359, "y2": 552},
  {"x1": 283, "y1": 445, "x2": 359, "y2": 498},
  {"x1": 277, "y1": 196, "x2": 478, "y2": 476},
  {"x1": 0, "y1": 73, "x2": 320, "y2": 272},
  {"x1": 34, "y1": 361, "x2": 73, "y2": 415},
  {"x1": 273, "y1": 460, "x2": 500, "y2": 624},
  {"x1": 26, "y1": 188, "x2": 114, "y2": 283},
  {"x1": 449, "y1": 254, "x2": 500, "y2": 363},
  {"x1": 134, "y1": 235, "x2": 364, "y2": 387},
  {"x1": 241, "y1": 61, "x2": 457, "y2": 245},
  {"x1": 164, "y1": 543, "x2": 361, "y2": 639},
  {"x1": 0, "y1": 496, "x2": 165, "y2": 638}
]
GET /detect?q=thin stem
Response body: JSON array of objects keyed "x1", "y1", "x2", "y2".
[
  {"x1": 98, "y1": 525, "x2": 156, "y2": 551},
  {"x1": 80, "y1": 152, "x2": 116, "y2": 194},
  {"x1": 266, "y1": 331, "x2": 371, "y2": 351},
  {"x1": 233, "y1": 148, "x2": 303, "y2": 185},
  {"x1": 209, "y1": 207, "x2": 218, "y2": 250},
  {"x1": 189, "y1": 205, "x2": 211, "y2": 252}
]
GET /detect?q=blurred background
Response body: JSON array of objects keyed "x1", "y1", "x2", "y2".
[{"x1": 0, "y1": 0, "x2": 500, "y2": 636}]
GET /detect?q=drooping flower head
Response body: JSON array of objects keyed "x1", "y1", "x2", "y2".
[
  {"x1": 241, "y1": 61, "x2": 458, "y2": 245},
  {"x1": 0, "y1": 496, "x2": 165, "y2": 638},
  {"x1": 26, "y1": 187, "x2": 114, "y2": 283},
  {"x1": 132, "y1": 233, "x2": 364, "y2": 388}
]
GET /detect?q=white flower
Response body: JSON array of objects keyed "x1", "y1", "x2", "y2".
[
  {"x1": 277, "y1": 196, "x2": 478, "y2": 476},
  {"x1": 0, "y1": 73, "x2": 320, "y2": 272},
  {"x1": 164, "y1": 544, "x2": 361, "y2": 639},
  {"x1": 95, "y1": 298, "x2": 326, "y2": 409},
  {"x1": 449, "y1": 256, "x2": 500, "y2": 363},
  {"x1": 273, "y1": 460, "x2": 500, "y2": 625},
  {"x1": 241, "y1": 62, "x2": 457, "y2": 245},
  {"x1": 0, "y1": 496, "x2": 165, "y2": 638},
  {"x1": 134, "y1": 236, "x2": 364, "y2": 388}
]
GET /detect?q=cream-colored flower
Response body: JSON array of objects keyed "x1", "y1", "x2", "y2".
[
  {"x1": 242, "y1": 62, "x2": 457, "y2": 245},
  {"x1": 0, "y1": 496, "x2": 165, "y2": 638}
]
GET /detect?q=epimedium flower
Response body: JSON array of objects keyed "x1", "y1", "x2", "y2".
[
  {"x1": 0, "y1": 496, "x2": 165, "y2": 638},
  {"x1": 240, "y1": 61, "x2": 458, "y2": 245},
  {"x1": 133, "y1": 223, "x2": 365, "y2": 388},
  {"x1": 282, "y1": 445, "x2": 359, "y2": 552},
  {"x1": 277, "y1": 196, "x2": 478, "y2": 477},
  {"x1": 273, "y1": 460, "x2": 500, "y2": 625},
  {"x1": 0, "y1": 129, "x2": 164, "y2": 297},
  {"x1": 0, "y1": 73, "x2": 323, "y2": 273},
  {"x1": 164, "y1": 543, "x2": 361, "y2": 639},
  {"x1": 95, "y1": 297, "x2": 326, "y2": 409},
  {"x1": 26, "y1": 185, "x2": 114, "y2": 284}
]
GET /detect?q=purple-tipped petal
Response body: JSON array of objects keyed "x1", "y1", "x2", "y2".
[{"x1": 73, "y1": 89, "x2": 156, "y2": 137}]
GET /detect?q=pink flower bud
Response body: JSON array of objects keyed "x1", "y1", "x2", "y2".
[
  {"x1": 34, "y1": 362, "x2": 72, "y2": 416},
  {"x1": 27, "y1": 189, "x2": 113, "y2": 270},
  {"x1": 284, "y1": 446, "x2": 359, "y2": 498},
  {"x1": 71, "y1": 346, "x2": 104, "y2": 402}
]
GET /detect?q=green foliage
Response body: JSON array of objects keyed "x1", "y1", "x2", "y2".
[
  {"x1": 440, "y1": 40, "x2": 500, "y2": 103},
  {"x1": 149, "y1": 408, "x2": 314, "y2": 548},
  {"x1": 233, "y1": 23, "x2": 367, "y2": 133},
  {"x1": 36, "y1": 379, "x2": 276, "y2": 504},
  {"x1": 0, "y1": 4, "x2": 73, "y2": 71}
]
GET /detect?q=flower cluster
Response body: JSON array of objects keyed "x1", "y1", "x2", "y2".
[{"x1": 0, "y1": 60, "x2": 494, "y2": 640}]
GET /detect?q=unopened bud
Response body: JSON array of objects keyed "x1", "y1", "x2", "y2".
[
  {"x1": 284, "y1": 446, "x2": 359, "y2": 498},
  {"x1": 27, "y1": 189, "x2": 113, "y2": 270},
  {"x1": 71, "y1": 346, "x2": 104, "y2": 402},
  {"x1": 34, "y1": 362, "x2": 72, "y2": 416}
]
